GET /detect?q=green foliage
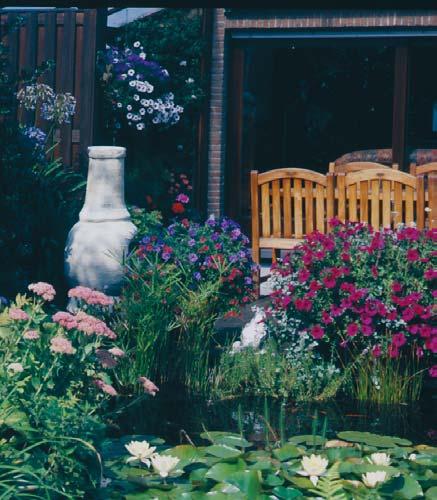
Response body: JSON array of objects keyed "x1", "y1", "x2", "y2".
[
  {"x1": 212, "y1": 340, "x2": 346, "y2": 401},
  {"x1": 101, "y1": 429, "x2": 437, "y2": 498}
]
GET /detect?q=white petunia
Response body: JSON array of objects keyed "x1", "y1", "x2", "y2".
[
  {"x1": 133, "y1": 41, "x2": 141, "y2": 48},
  {"x1": 139, "y1": 108, "x2": 145, "y2": 115},
  {"x1": 179, "y1": 60, "x2": 187, "y2": 66},
  {"x1": 133, "y1": 94, "x2": 140, "y2": 101},
  {"x1": 136, "y1": 123, "x2": 145, "y2": 130},
  {"x1": 129, "y1": 81, "x2": 136, "y2": 87},
  {"x1": 126, "y1": 113, "x2": 132, "y2": 119},
  {"x1": 127, "y1": 69, "x2": 135, "y2": 76},
  {"x1": 186, "y1": 78, "x2": 194, "y2": 84},
  {"x1": 116, "y1": 102, "x2": 122, "y2": 108},
  {"x1": 139, "y1": 52, "x2": 146, "y2": 59},
  {"x1": 140, "y1": 99, "x2": 147, "y2": 105},
  {"x1": 126, "y1": 104, "x2": 132, "y2": 111}
]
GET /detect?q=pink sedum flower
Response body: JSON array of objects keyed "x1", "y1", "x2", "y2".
[
  {"x1": 75, "y1": 311, "x2": 117, "y2": 339},
  {"x1": 138, "y1": 376, "x2": 159, "y2": 396},
  {"x1": 50, "y1": 336, "x2": 76, "y2": 355},
  {"x1": 9, "y1": 308, "x2": 29, "y2": 321},
  {"x1": 108, "y1": 347, "x2": 125, "y2": 357},
  {"x1": 96, "y1": 349, "x2": 118, "y2": 368},
  {"x1": 94, "y1": 379, "x2": 117, "y2": 396},
  {"x1": 7, "y1": 362, "x2": 24, "y2": 373},
  {"x1": 23, "y1": 329, "x2": 40, "y2": 340},
  {"x1": 68, "y1": 286, "x2": 114, "y2": 307},
  {"x1": 28, "y1": 282, "x2": 56, "y2": 301},
  {"x1": 52, "y1": 311, "x2": 78, "y2": 330}
]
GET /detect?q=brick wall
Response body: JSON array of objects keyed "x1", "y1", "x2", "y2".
[{"x1": 206, "y1": 8, "x2": 437, "y2": 216}]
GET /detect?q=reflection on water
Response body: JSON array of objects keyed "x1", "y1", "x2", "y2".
[{"x1": 113, "y1": 391, "x2": 437, "y2": 446}]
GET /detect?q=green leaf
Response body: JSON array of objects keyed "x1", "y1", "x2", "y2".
[
  {"x1": 326, "y1": 447, "x2": 361, "y2": 461},
  {"x1": 205, "y1": 445, "x2": 242, "y2": 459},
  {"x1": 263, "y1": 473, "x2": 284, "y2": 487},
  {"x1": 393, "y1": 475, "x2": 423, "y2": 499},
  {"x1": 225, "y1": 470, "x2": 262, "y2": 497},
  {"x1": 205, "y1": 459, "x2": 246, "y2": 482},
  {"x1": 273, "y1": 444, "x2": 303, "y2": 461},
  {"x1": 289, "y1": 435, "x2": 326, "y2": 446},
  {"x1": 213, "y1": 435, "x2": 252, "y2": 448},
  {"x1": 162, "y1": 445, "x2": 205, "y2": 464},
  {"x1": 200, "y1": 431, "x2": 243, "y2": 444},
  {"x1": 272, "y1": 486, "x2": 303, "y2": 498},
  {"x1": 337, "y1": 431, "x2": 412, "y2": 448},
  {"x1": 425, "y1": 486, "x2": 437, "y2": 499}
]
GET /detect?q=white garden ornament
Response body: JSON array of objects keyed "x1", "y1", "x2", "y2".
[{"x1": 64, "y1": 146, "x2": 137, "y2": 299}]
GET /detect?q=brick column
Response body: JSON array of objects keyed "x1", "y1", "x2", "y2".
[{"x1": 207, "y1": 9, "x2": 226, "y2": 216}]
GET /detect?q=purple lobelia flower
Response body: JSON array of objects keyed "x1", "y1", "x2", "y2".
[{"x1": 188, "y1": 253, "x2": 198, "y2": 263}]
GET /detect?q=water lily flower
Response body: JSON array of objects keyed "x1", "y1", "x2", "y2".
[
  {"x1": 125, "y1": 440, "x2": 156, "y2": 466},
  {"x1": 408, "y1": 453, "x2": 417, "y2": 461},
  {"x1": 297, "y1": 454, "x2": 329, "y2": 485},
  {"x1": 369, "y1": 452, "x2": 391, "y2": 466},
  {"x1": 362, "y1": 471, "x2": 387, "y2": 488},
  {"x1": 151, "y1": 454, "x2": 180, "y2": 478},
  {"x1": 7, "y1": 362, "x2": 24, "y2": 373}
]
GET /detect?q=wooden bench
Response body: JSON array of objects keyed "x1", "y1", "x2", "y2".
[{"x1": 411, "y1": 162, "x2": 437, "y2": 229}]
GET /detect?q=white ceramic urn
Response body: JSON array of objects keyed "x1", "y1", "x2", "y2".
[{"x1": 64, "y1": 146, "x2": 137, "y2": 296}]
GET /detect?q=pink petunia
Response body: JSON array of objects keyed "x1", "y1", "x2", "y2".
[
  {"x1": 310, "y1": 325, "x2": 325, "y2": 339},
  {"x1": 428, "y1": 365, "x2": 437, "y2": 378},
  {"x1": 346, "y1": 323, "x2": 359, "y2": 337},
  {"x1": 361, "y1": 324, "x2": 373, "y2": 336},
  {"x1": 372, "y1": 345, "x2": 382, "y2": 358},
  {"x1": 391, "y1": 281, "x2": 403, "y2": 293},
  {"x1": 406, "y1": 248, "x2": 420, "y2": 262},
  {"x1": 392, "y1": 332, "x2": 407, "y2": 347}
]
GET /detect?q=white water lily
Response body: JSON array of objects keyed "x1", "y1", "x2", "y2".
[
  {"x1": 369, "y1": 452, "x2": 391, "y2": 466},
  {"x1": 408, "y1": 453, "x2": 417, "y2": 461},
  {"x1": 125, "y1": 440, "x2": 156, "y2": 466},
  {"x1": 297, "y1": 454, "x2": 329, "y2": 486},
  {"x1": 151, "y1": 454, "x2": 180, "y2": 478},
  {"x1": 362, "y1": 471, "x2": 387, "y2": 488}
]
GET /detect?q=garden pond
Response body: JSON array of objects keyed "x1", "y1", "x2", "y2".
[{"x1": 113, "y1": 391, "x2": 437, "y2": 448}]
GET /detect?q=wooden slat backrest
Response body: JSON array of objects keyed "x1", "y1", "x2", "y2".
[
  {"x1": 413, "y1": 162, "x2": 437, "y2": 229},
  {"x1": 250, "y1": 168, "x2": 328, "y2": 265},
  {"x1": 329, "y1": 161, "x2": 398, "y2": 174},
  {"x1": 339, "y1": 169, "x2": 417, "y2": 229}
]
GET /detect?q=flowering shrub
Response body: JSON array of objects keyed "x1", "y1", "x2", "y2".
[
  {"x1": 100, "y1": 41, "x2": 183, "y2": 131},
  {"x1": 17, "y1": 82, "x2": 76, "y2": 125},
  {"x1": 134, "y1": 215, "x2": 256, "y2": 312},
  {"x1": 265, "y1": 220, "x2": 436, "y2": 391}
]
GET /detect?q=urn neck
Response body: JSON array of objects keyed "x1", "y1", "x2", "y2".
[{"x1": 79, "y1": 146, "x2": 130, "y2": 222}]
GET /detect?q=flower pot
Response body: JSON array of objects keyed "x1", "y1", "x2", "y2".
[{"x1": 64, "y1": 146, "x2": 137, "y2": 296}]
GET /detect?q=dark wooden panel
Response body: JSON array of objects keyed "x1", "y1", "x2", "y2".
[
  {"x1": 392, "y1": 45, "x2": 410, "y2": 171},
  {"x1": 226, "y1": 45, "x2": 245, "y2": 222},
  {"x1": 58, "y1": 10, "x2": 75, "y2": 167}
]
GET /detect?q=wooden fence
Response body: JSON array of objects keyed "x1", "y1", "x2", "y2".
[{"x1": 0, "y1": 8, "x2": 107, "y2": 169}]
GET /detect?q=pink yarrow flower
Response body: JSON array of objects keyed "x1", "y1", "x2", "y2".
[
  {"x1": 23, "y1": 329, "x2": 40, "y2": 340},
  {"x1": 28, "y1": 282, "x2": 56, "y2": 301},
  {"x1": 50, "y1": 336, "x2": 76, "y2": 355},
  {"x1": 138, "y1": 376, "x2": 159, "y2": 396},
  {"x1": 68, "y1": 286, "x2": 114, "y2": 307},
  {"x1": 9, "y1": 308, "x2": 29, "y2": 321}
]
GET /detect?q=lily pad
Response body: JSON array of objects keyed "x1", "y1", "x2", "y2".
[
  {"x1": 337, "y1": 431, "x2": 412, "y2": 448},
  {"x1": 425, "y1": 486, "x2": 437, "y2": 499},
  {"x1": 205, "y1": 459, "x2": 247, "y2": 482},
  {"x1": 205, "y1": 444, "x2": 242, "y2": 459},
  {"x1": 263, "y1": 473, "x2": 284, "y2": 487},
  {"x1": 273, "y1": 444, "x2": 303, "y2": 461},
  {"x1": 225, "y1": 469, "x2": 262, "y2": 497},
  {"x1": 288, "y1": 435, "x2": 326, "y2": 446},
  {"x1": 272, "y1": 486, "x2": 303, "y2": 499}
]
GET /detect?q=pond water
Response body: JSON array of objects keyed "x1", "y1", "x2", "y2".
[{"x1": 113, "y1": 390, "x2": 437, "y2": 446}]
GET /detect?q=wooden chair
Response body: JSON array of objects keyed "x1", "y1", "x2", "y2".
[
  {"x1": 337, "y1": 168, "x2": 417, "y2": 229},
  {"x1": 411, "y1": 162, "x2": 437, "y2": 229},
  {"x1": 251, "y1": 168, "x2": 331, "y2": 276},
  {"x1": 329, "y1": 161, "x2": 398, "y2": 174}
]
